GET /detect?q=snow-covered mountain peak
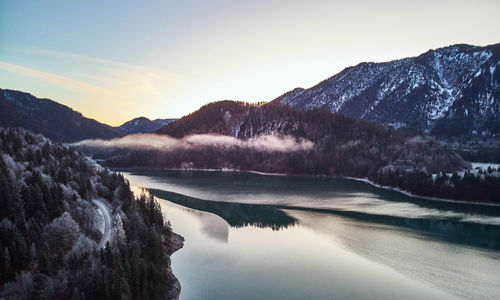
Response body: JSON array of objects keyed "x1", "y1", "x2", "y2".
[{"x1": 275, "y1": 43, "x2": 500, "y2": 136}]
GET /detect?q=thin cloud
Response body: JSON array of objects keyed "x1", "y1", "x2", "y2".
[
  {"x1": 0, "y1": 45, "x2": 182, "y2": 81},
  {"x1": 0, "y1": 45, "x2": 192, "y2": 124},
  {"x1": 0, "y1": 61, "x2": 105, "y2": 92},
  {"x1": 73, "y1": 133, "x2": 315, "y2": 153}
]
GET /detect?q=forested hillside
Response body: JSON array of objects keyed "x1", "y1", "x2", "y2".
[
  {"x1": 84, "y1": 101, "x2": 500, "y2": 203},
  {"x1": 0, "y1": 128, "x2": 182, "y2": 299},
  {"x1": 155, "y1": 101, "x2": 468, "y2": 174}
]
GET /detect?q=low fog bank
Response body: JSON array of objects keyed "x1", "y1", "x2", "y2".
[{"x1": 73, "y1": 133, "x2": 315, "y2": 153}]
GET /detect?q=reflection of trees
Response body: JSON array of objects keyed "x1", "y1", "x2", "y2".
[
  {"x1": 144, "y1": 178, "x2": 500, "y2": 250},
  {"x1": 291, "y1": 207, "x2": 500, "y2": 250},
  {"x1": 148, "y1": 189, "x2": 297, "y2": 230}
]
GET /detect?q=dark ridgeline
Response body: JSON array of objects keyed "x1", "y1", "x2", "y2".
[
  {"x1": 94, "y1": 100, "x2": 500, "y2": 204},
  {"x1": 0, "y1": 89, "x2": 125, "y2": 142},
  {"x1": 272, "y1": 43, "x2": 500, "y2": 137},
  {"x1": 0, "y1": 128, "x2": 181, "y2": 299}
]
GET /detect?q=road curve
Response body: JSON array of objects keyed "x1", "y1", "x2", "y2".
[{"x1": 93, "y1": 199, "x2": 112, "y2": 249}]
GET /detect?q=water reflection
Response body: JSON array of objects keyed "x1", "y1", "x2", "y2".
[
  {"x1": 148, "y1": 189, "x2": 297, "y2": 230},
  {"x1": 140, "y1": 186, "x2": 500, "y2": 250},
  {"x1": 180, "y1": 208, "x2": 230, "y2": 242},
  {"x1": 287, "y1": 206, "x2": 500, "y2": 250},
  {"x1": 123, "y1": 170, "x2": 500, "y2": 300},
  {"x1": 134, "y1": 174, "x2": 500, "y2": 250},
  {"x1": 286, "y1": 209, "x2": 500, "y2": 300},
  {"x1": 197, "y1": 212, "x2": 229, "y2": 242},
  {"x1": 158, "y1": 200, "x2": 457, "y2": 300},
  {"x1": 123, "y1": 170, "x2": 500, "y2": 221}
]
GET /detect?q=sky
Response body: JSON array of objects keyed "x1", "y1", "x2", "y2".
[{"x1": 1, "y1": 0, "x2": 499, "y2": 126}]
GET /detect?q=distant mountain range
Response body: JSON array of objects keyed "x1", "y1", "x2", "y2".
[
  {"x1": 272, "y1": 43, "x2": 500, "y2": 136},
  {"x1": 118, "y1": 117, "x2": 177, "y2": 134},
  {"x1": 2, "y1": 43, "x2": 498, "y2": 141},
  {"x1": 0, "y1": 89, "x2": 125, "y2": 142},
  {"x1": 0, "y1": 89, "x2": 178, "y2": 141}
]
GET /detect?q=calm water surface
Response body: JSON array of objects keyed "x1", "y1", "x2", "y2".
[{"x1": 122, "y1": 170, "x2": 500, "y2": 300}]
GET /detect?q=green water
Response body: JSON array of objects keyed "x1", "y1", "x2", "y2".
[{"x1": 122, "y1": 170, "x2": 500, "y2": 300}]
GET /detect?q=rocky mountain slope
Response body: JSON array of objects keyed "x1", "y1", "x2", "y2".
[
  {"x1": 0, "y1": 89, "x2": 125, "y2": 142},
  {"x1": 273, "y1": 43, "x2": 500, "y2": 136},
  {"x1": 118, "y1": 117, "x2": 176, "y2": 134}
]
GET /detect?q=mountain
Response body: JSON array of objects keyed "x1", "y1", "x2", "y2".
[
  {"x1": 83, "y1": 100, "x2": 500, "y2": 203},
  {"x1": 148, "y1": 101, "x2": 470, "y2": 183},
  {"x1": 118, "y1": 117, "x2": 176, "y2": 134},
  {"x1": 153, "y1": 118, "x2": 177, "y2": 127},
  {"x1": 0, "y1": 89, "x2": 125, "y2": 142},
  {"x1": 273, "y1": 43, "x2": 500, "y2": 136},
  {"x1": 155, "y1": 101, "x2": 469, "y2": 175}
]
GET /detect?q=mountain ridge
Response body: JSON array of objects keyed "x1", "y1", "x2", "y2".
[
  {"x1": 0, "y1": 88, "x2": 126, "y2": 142},
  {"x1": 118, "y1": 117, "x2": 176, "y2": 134},
  {"x1": 271, "y1": 42, "x2": 500, "y2": 136}
]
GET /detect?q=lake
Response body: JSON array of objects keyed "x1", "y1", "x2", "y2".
[{"x1": 122, "y1": 169, "x2": 500, "y2": 300}]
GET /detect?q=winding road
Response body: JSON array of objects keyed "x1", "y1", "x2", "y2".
[{"x1": 93, "y1": 199, "x2": 112, "y2": 249}]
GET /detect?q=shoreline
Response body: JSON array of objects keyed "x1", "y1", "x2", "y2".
[
  {"x1": 344, "y1": 177, "x2": 500, "y2": 207},
  {"x1": 117, "y1": 166, "x2": 500, "y2": 207},
  {"x1": 165, "y1": 232, "x2": 184, "y2": 300}
]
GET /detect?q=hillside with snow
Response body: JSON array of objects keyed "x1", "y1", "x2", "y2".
[
  {"x1": 273, "y1": 43, "x2": 500, "y2": 136},
  {"x1": 118, "y1": 117, "x2": 177, "y2": 134}
]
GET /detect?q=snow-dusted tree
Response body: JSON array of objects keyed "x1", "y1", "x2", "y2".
[
  {"x1": 113, "y1": 214, "x2": 126, "y2": 245},
  {"x1": 43, "y1": 212, "x2": 81, "y2": 252}
]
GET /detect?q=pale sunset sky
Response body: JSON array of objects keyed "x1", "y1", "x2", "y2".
[{"x1": 1, "y1": 0, "x2": 499, "y2": 125}]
